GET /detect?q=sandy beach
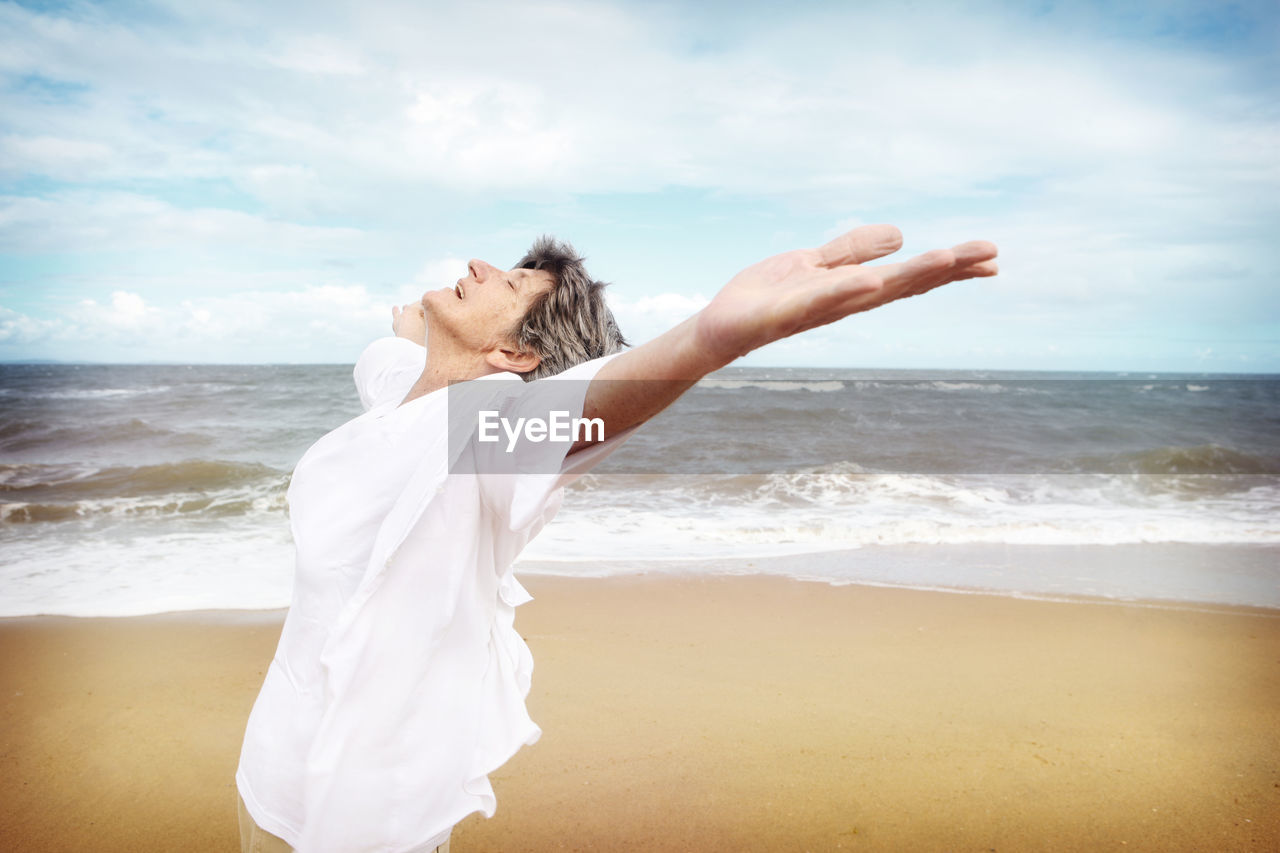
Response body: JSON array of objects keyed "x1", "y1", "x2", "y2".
[{"x1": 2, "y1": 574, "x2": 1277, "y2": 852}]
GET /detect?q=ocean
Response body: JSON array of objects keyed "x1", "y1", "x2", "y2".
[{"x1": 2, "y1": 363, "x2": 1277, "y2": 616}]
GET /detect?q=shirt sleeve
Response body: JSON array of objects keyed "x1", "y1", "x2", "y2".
[
  {"x1": 475, "y1": 352, "x2": 638, "y2": 532},
  {"x1": 352, "y1": 336, "x2": 426, "y2": 411}
]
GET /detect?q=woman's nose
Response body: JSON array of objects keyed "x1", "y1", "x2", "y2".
[{"x1": 468, "y1": 259, "x2": 496, "y2": 281}]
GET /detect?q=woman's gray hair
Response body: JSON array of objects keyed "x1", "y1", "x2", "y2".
[{"x1": 510, "y1": 235, "x2": 628, "y2": 380}]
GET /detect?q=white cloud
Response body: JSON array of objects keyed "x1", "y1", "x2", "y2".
[
  {"x1": 0, "y1": 134, "x2": 114, "y2": 181},
  {"x1": 6, "y1": 280, "x2": 396, "y2": 362},
  {"x1": 610, "y1": 292, "x2": 709, "y2": 346},
  {"x1": 102, "y1": 290, "x2": 155, "y2": 325},
  {"x1": 0, "y1": 192, "x2": 368, "y2": 255},
  {"x1": 2, "y1": 0, "x2": 1272, "y2": 205},
  {"x1": 269, "y1": 35, "x2": 368, "y2": 76},
  {"x1": 0, "y1": 0, "x2": 1275, "y2": 368},
  {"x1": 0, "y1": 305, "x2": 55, "y2": 344}
]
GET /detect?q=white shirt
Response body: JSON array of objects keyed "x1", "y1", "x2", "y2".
[{"x1": 236, "y1": 338, "x2": 633, "y2": 852}]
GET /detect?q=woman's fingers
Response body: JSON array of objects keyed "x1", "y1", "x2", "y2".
[
  {"x1": 874, "y1": 240, "x2": 998, "y2": 295},
  {"x1": 959, "y1": 258, "x2": 999, "y2": 278},
  {"x1": 746, "y1": 231, "x2": 998, "y2": 342},
  {"x1": 952, "y1": 240, "x2": 999, "y2": 265},
  {"x1": 815, "y1": 224, "x2": 904, "y2": 268},
  {"x1": 871, "y1": 249, "x2": 956, "y2": 296},
  {"x1": 807, "y1": 243, "x2": 992, "y2": 324}
]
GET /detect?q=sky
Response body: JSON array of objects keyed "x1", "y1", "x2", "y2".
[{"x1": 0, "y1": 0, "x2": 1276, "y2": 371}]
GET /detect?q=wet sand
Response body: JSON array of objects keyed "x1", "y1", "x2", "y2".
[{"x1": 2, "y1": 575, "x2": 1277, "y2": 851}]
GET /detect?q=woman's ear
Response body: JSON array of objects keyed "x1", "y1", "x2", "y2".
[{"x1": 484, "y1": 345, "x2": 541, "y2": 375}]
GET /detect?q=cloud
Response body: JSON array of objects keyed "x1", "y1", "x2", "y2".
[
  {"x1": 0, "y1": 0, "x2": 1275, "y2": 368},
  {"x1": 97, "y1": 290, "x2": 159, "y2": 327},
  {"x1": 0, "y1": 249, "x2": 468, "y2": 362},
  {"x1": 0, "y1": 134, "x2": 114, "y2": 181},
  {"x1": 0, "y1": 191, "x2": 368, "y2": 255},
  {"x1": 3, "y1": 0, "x2": 1272, "y2": 205},
  {"x1": 0, "y1": 304, "x2": 54, "y2": 344},
  {"x1": 269, "y1": 34, "x2": 368, "y2": 76},
  {"x1": 610, "y1": 292, "x2": 710, "y2": 346},
  {"x1": 5, "y1": 281, "x2": 390, "y2": 362}
]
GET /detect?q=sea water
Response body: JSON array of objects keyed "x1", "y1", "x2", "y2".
[{"x1": 1, "y1": 363, "x2": 1276, "y2": 615}]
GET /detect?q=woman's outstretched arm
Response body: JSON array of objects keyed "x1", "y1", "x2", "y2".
[{"x1": 573, "y1": 224, "x2": 998, "y2": 450}]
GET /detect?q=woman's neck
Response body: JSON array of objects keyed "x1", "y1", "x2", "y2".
[{"x1": 399, "y1": 341, "x2": 498, "y2": 406}]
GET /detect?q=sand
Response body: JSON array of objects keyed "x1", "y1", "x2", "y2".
[{"x1": 1, "y1": 575, "x2": 1277, "y2": 852}]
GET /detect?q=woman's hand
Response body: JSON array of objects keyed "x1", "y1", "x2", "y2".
[
  {"x1": 390, "y1": 302, "x2": 427, "y2": 345},
  {"x1": 694, "y1": 224, "x2": 998, "y2": 363}
]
